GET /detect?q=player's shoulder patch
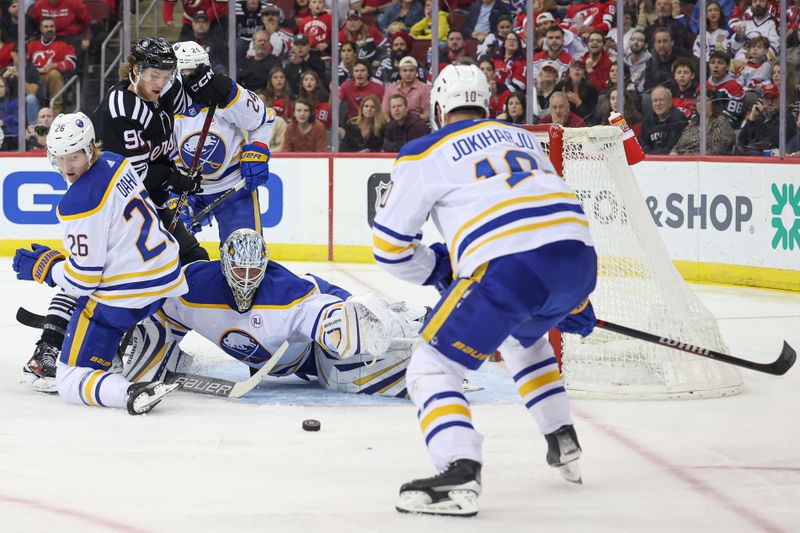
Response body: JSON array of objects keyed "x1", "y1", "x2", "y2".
[
  {"x1": 57, "y1": 154, "x2": 126, "y2": 219},
  {"x1": 252, "y1": 262, "x2": 317, "y2": 308}
]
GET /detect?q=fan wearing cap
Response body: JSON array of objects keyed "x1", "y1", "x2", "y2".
[
  {"x1": 163, "y1": 0, "x2": 229, "y2": 41},
  {"x1": 189, "y1": 11, "x2": 229, "y2": 72},
  {"x1": 12, "y1": 112, "x2": 187, "y2": 414},
  {"x1": 739, "y1": 82, "x2": 796, "y2": 154},
  {"x1": 285, "y1": 32, "x2": 328, "y2": 96},
  {"x1": 373, "y1": 31, "x2": 424, "y2": 84},
  {"x1": 235, "y1": 0, "x2": 268, "y2": 59},
  {"x1": 338, "y1": 8, "x2": 387, "y2": 62},
  {"x1": 382, "y1": 56, "x2": 430, "y2": 121},
  {"x1": 257, "y1": 3, "x2": 294, "y2": 60},
  {"x1": 298, "y1": 0, "x2": 333, "y2": 53}
]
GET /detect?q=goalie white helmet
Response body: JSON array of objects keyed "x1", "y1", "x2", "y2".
[
  {"x1": 46, "y1": 112, "x2": 96, "y2": 168},
  {"x1": 220, "y1": 228, "x2": 269, "y2": 312},
  {"x1": 172, "y1": 41, "x2": 210, "y2": 73},
  {"x1": 429, "y1": 64, "x2": 490, "y2": 131}
]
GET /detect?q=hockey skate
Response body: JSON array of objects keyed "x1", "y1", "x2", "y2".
[
  {"x1": 545, "y1": 424, "x2": 583, "y2": 484},
  {"x1": 396, "y1": 459, "x2": 482, "y2": 517},
  {"x1": 21, "y1": 341, "x2": 59, "y2": 393},
  {"x1": 126, "y1": 381, "x2": 179, "y2": 415}
]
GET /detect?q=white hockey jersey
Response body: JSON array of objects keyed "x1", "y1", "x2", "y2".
[
  {"x1": 51, "y1": 152, "x2": 187, "y2": 308},
  {"x1": 372, "y1": 119, "x2": 594, "y2": 283},
  {"x1": 158, "y1": 260, "x2": 351, "y2": 376},
  {"x1": 172, "y1": 84, "x2": 275, "y2": 194}
]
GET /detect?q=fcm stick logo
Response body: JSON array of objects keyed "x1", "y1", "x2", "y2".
[{"x1": 3, "y1": 171, "x2": 66, "y2": 224}]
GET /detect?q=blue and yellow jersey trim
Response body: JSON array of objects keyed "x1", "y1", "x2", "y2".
[
  {"x1": 371, "y1": 221, "x2": 422, "y2": 265},
  {"x1": 57, "y1": 156, "x2": 128, "y2": 221},
  {"x1": 448, "y1": 193, "x2": 588, "y2": 269},
  {"x1": 394, "y1": 119, "x2": 511, "y2": 166}
]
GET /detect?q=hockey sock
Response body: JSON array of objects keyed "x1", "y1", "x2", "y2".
[
  {"x1": 40, "y1": 292, "x2": 78, "y2": 348},
  {"x1": 56, "y1": 362, "x2": 132, "y2": 408},
  {"x1": 406, "y1": 344, "x2": 484, "y2": 471},
  {"x1": 503, "y1": 336, "x2": 573, "y2": 435}
]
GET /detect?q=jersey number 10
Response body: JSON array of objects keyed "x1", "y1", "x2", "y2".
[{"x1": 474, "y1": 149, "x2": 538, "y2": 188}]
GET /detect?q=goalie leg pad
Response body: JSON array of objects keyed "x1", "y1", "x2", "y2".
[
  {"x1": 122, "y1": 316, "x2": 183, "y2": 383},
  {"x1": 319, "y1": 299, "x2": 391, "y2": 358}
]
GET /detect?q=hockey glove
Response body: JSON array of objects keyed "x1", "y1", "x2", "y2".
[
  {"x1": 13, "y1": 243, "x2": 65, "y2": 287},
  {"x1": 183, "y1": 64, "x2": 233, "y2": 107},
  {"x1": 556, "y1": 299, "x2": 596, "y2": 337},
  {"x1": 422, "y1": 242, "x2": 453, "y2": 295},
  {"x1": 240, "y1": 142, "x2": 271, "y2": 192},
  {"x1": 167, "y1": 166, "x2": 203, "y2": 195}
]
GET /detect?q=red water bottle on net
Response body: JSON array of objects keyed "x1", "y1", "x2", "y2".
[{"x1": 609, "y1": 112, "x2": 645, "y2": 165}]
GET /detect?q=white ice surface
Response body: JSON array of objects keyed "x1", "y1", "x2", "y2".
[{"x1": 1, "y1": 259, "x2": 798, "y2": 533}]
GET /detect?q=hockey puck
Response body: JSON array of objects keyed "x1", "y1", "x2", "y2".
[{"x1": 302, "y1": 419, "x2": 321, "y2": 432}]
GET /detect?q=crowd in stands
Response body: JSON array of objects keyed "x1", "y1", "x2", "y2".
[{"x1": 3, "y1": 0, "x2": 800, "y2": 155}]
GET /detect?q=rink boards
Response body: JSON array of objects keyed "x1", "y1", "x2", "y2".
[{"x1": 0, "y1": 153, "x2": 797, "y2": 291}]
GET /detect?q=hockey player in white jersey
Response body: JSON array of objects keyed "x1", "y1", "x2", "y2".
[
  {"x1": 12, "y1": 112, "x2": 187, "y2": 414},
  {"x1": 124, "y1": 229, "x2": 423, "y2": 397},
  {"x1": 372, "y1": 64, "x2": 599, "y2": 516},
  {"x1": 170, "y1": 42, "x2": 274, "y2": 242}
]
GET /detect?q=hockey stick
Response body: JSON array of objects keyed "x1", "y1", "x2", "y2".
[
  {"x1": 596, "y1": 319, "x2": 796, "y2": 376},
  {"x1": 188, "y1": 180, "x2": 245, "y2": 230},
  {"x1": 16, "y1": 306, "x2": 45, "y2": 329},
  {"x1": 165, "y1": 340, "x2": 289, "y2": 398},
  {"x1": 168, "y1": 105, "x2": 217, "y2": 232}
]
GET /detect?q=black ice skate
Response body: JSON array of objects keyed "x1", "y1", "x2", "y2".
[
  {"x1": 22, "y1": 341, "x2": 59, "y2": 393},
  {"x1": 396, "y1": 459, "x2": 482, "y2": 517},
  {"x1": 126, "y1": 381, "x2": 179, "y2": 415},
  {"x1": 545, "y1": 424, "x2": 583, "y2": 484}
]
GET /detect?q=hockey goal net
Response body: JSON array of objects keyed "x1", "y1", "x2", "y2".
[{"x1": 526, "y1": 124, "x2": 743, "y2": 399}]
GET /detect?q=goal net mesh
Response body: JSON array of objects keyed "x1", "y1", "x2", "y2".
[{"x1": 528, "y1": 125, "x2": 742, "y2": 399}]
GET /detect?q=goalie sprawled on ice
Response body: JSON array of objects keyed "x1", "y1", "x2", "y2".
[{"x1": 123, "y1": 228, "x2": 426, "y2": 397}]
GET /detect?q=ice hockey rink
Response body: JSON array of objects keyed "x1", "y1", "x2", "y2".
[{"x1": 0, "y1": 258, "x2": 798, "y2": 533}]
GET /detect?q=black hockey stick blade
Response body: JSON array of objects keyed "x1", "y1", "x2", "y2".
[
  {"x1": 16, "y1": 307, "x2": 45, "y2": 329},
  {"x1": 189, "y1": 181, "x2": 244, "y2": 229},
  {"x1": 596, "y1": 319, "x2": 796, "y2": 376}
]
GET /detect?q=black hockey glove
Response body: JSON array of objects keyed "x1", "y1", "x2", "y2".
[
  {"x1": 183, "y1": 64, "x2": 232, "y2": 107},
  {"x1": 167, "y1": 166, "x2": 203, "y2": 195}
]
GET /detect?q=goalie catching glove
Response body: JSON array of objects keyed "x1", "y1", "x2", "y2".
[
  {"x1": 13, "y1": 243, "x2": 65, "y2": 287},
  {"x1": 556, "y1": 299, "x2": 596, "y2": 337},
  {"x1": 240, "y1": 141, "x2": 271, "y2": 192},
  {"x1": 320, "y1": 294, "x2": 395, "y2": 358}
]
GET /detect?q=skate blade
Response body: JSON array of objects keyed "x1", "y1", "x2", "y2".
[
  {"x1": 132, "y1": 383, "x2": 180, "y2": 414},
  {"x1": 461, "y1": 379, "x2": 484, "y2": 393},
  {"x1": 396, "y1": 489, "x2": 479, "y2": 517},
  {"x1": 556, "y1": 461, "x2": 582, "y2": 484},
  {"x1": 32, "y1": 377, "x2": 58, "y2": 394}
]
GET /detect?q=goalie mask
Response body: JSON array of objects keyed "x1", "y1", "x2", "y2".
[{"x1": 220, "y1": 229, "x2": 269, "y2": 312}]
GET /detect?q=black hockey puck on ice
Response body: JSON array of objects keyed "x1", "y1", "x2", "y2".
[{"x1": 302, "y1": 419, "x2": 321, "y2": 431}]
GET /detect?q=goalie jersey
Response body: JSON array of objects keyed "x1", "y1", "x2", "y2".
[
  {"x1": 372, "y1": 119, "x2": 594, "y2": 283},
  {"x1": 50, "y1": 152, "x2": 187, "y2": 308},
  {"x1": 157, "y1": 260, "x2": 353, "y2": 376},
  {"x1": 172, "y1": 84, "x2": 275, "y2": 194}
]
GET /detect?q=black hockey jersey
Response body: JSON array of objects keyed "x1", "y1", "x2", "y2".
[{"x1": 93, "y1": 78, "x2": 192, "y2": 204}]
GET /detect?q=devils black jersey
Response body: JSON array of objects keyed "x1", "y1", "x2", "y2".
[{"x1": 93, "y1": 77, "x2": 192, "y2": 200}]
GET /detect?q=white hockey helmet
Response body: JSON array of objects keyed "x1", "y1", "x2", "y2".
[
  {"x1": 429, "y1": 64, "x2": 491, "y2": 131},
  {"x1": 220, "y1": 228, "x2": 269, "y2": 312},
  {"x1": 46, "y1": 112, "x2": 96, "y2": 167},
  {"x1": 172, "y1": 41, "x2": 210, "y2": 72}
]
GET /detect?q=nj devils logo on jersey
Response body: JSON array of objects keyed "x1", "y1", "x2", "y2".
[
  {"x1": 180, "y1": 131, "x2": 225, "y2": 175},
  {"x1": 219, "y1": 329, "x2": 272, "y2": 364},
  {"x1": 31, "y1": 50, "x2": 56, "y2": 71}
]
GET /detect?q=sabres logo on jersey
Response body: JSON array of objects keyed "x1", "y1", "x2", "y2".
[
  {"x1": 180, "y1": 131, "x2": 226, "y2": 176},
  {"x1": 219, "y1": 329, "x2": 272, "y2": 364}
]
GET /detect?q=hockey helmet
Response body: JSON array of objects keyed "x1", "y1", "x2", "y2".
[
  {"x1": 172, "y1": 41, "x2": 210, "y2": 73},
  {"x1": 220, "y1": 229, "x2": 269, "y2": 312},
  {"x1": 132, "y1": 37, "x2": 177, "y2": 72},
  {"x1": 46, "y1": 112, "x2": 96, "y2": 168},
  {"x1": 429, "y1": 64, "x2": 490, "y2": 131}
]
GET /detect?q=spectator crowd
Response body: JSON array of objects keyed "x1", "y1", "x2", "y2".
[{"x1": 3, "y1": 0, "x2": 800, "y2": 155}]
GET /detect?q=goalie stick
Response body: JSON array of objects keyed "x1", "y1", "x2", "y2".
[
  {"x1": 596, "y1": 319, "x2": 796, "y2": 376},
  {"x1": 164, "y1": 340, "x2": 289, "y2": 398},
  {"x1": 168, "y1": 105, "x2": 217, "y2": 232}
]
